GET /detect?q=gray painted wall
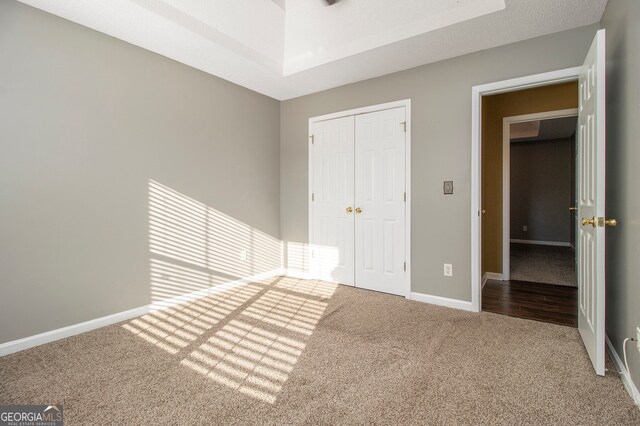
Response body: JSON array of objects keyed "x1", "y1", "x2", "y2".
[
  {"x1": 0, "y1": 1, "x2": 281, "y2": 344},
  {"x1": 4, "y1": 4, "x2": 636, "y2": 396},
  {"x1": 280, "y1": 24, "x2": 598, "y2": 301},
  {"x1": 510, "y1": 138, "x2": 573, "y2": 243},
  {"x1": 601, "y1": 0, "x2": 640, "y2": 393}
]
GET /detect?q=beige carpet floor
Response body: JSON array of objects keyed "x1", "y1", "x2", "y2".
[
  {"x1": 1, "y1": 276, "x2": 637, "y2": 425},
  {"x1": 510, "y1": 243, "x2": 577, "y2": 287}
]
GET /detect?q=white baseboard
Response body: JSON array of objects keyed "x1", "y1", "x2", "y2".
[
  {"x1": 410, "y1": 292, "x2": 474, "y2": 312},
  {"x1": 149, "y1": 268, "x2": 284, "y2": 310},
  {"x1": 0, "y1": 268, "x2": 284, "y2": 357},
  {"x1": 482, "y1": 272, "x2": 504, "y2": 288},
  {"x1": 606, "y1": 335, "x2": 640, "y2": 406},
  {"x1": 510, "y1": 239, "x2": 571, "y2": 247},
  {"x1": 284, "y1": 268, "x2": 314, "y2": 280},
  {"x1": 0, "y1": 305, "x2": 149, "y2": 357}
]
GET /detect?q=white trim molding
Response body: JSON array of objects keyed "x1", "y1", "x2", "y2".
[
  {"x1": 284, "y1": 268, "x2": 315, "y2": 280},
  {"x1": 308, "y1": 99, "x2": 412, "y2": 299},
  {"x1": 148, "y1": 268, "x2": 285, "y2": 311},
  {"x1": 410, "y1": 292, "x2": 474, "y2": 312},
  {"x1": 606, "y1": 335, "x2": 640, "y2": 406},
  {"x1": 482, "y1": 272, "x2": 504, "y2": 288},
  {"x1": 0, "y1": 268, "x2": 284, "y2": 357},
  {"x1": 0, "y1": 306, "x2": 149, "y2": 357},
  {"x1": 502, "y1": 108, "x2": 578, "y2": 279},
  {"x1": 470, "y1": 66, "x2": 581, "y2": 313},
  {"x1": 510, "y1": 239, "x2": 571, "y2": 247}
]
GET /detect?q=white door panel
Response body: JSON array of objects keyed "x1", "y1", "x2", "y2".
[
  {"x1": 311, "y1": 116, "x2": 355, "y2": 285},
  {"x1": 577, "y1": 29, "x2": 606, "y2": 376},
  {"x1": 355, "y1": 107, "x2": 406, "y2": 296}
]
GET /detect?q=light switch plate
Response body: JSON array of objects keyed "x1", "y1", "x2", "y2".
[{"x1": 443, "y1": 181, "x2": 453, "y2": 195}]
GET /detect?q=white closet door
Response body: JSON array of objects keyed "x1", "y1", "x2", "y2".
[
  {"x1": 354, "y1": 107, "x2": 406, "y2": 295},
  {"x1": 311, "y1": 116, "x2": 355, "y2": 285}
]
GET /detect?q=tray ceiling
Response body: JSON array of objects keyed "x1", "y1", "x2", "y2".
[{"x1": 18, "y1": 0, "x2": 607, "y2": 100}]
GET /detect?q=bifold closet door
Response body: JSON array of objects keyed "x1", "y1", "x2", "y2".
[
  {"x1": 354, "y1": 107, "x2": 406, "y2": 295},
  {"x1": 311, "y1": 116, "x2": 355, "y2": 285}
]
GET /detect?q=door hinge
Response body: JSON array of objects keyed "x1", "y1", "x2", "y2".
[
  {"x1": 404, "y1": 262, "x2": 406, "y2": 272},
  {"x1": 404, "y1": 192, "x2": 406, "y2": 202},
  {"x1": 311, "y1": 192, "x2": 315, "y2": 201},
  {"x1": 400, "y1": 121, "x2": 406, "y2": 132},
  {"x1": 310, "y1": 135, "x2": 315, "y2": 144}
]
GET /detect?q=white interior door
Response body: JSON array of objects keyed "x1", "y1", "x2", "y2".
[
  {"x1": 311, "y1": 116, "x2": 355, "y2": 285},
  {"x1": 354, "y1": 107, "x2": 406, "y2": 296},
  {"x1": 577, "y1": 29, "x2": 606, "y2": 376}
]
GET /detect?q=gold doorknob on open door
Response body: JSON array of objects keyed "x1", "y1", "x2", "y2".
[
  {"x1": 346, "y1": 207, "x2": 353, "y2": 213},
  {"x1": 481, "y1": 209, "x2": 486, "y2": 214},
  {"x1": 569, "y1": 207, "x2": 577, "y2": 211},
  {"x1": 582, "y1": 217, "x2": 596, "y2": 227},
  {"x1": 355, "y1": 207, "x2": 362, "y2": 214},
  {"x1": 605, "y1": 218, "x2": 618, "y2": 227}
]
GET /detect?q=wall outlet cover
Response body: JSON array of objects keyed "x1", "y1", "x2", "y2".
[
  {"x1": 444, "y1": 263, "x2": 453, "y2": 277},
  {"x1": 523, "y1": 225, "x2": 528, "y2": 232}
]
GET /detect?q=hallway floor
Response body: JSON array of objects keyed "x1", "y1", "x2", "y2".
[
  {"x1": 483, "y1": 279, "x2": 577, "y2": 327},
  {"x1": 510, "y1": 243, "x2": 576, "y2": 287}
]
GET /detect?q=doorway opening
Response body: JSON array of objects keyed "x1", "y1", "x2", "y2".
[
  {"x1": 478, "y1": 83, "x2": 579, "y2": 327},
  {"x1": 505, "y1": 113, "x2": 578, "y2": 288},
  {"x1": 485, "y1": 109, "x2": 579, "y2": 326}
]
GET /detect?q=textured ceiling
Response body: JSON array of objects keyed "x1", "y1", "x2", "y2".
[{"x1": 18, "y1": 0, "x2": 607, "y2": 100}]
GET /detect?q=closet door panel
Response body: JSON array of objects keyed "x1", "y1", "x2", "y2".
[
  {"x1": 355, "y1": 107, "x2": 406, "y2": 295},
  {"x1": 311, "y1": 116, "x2": 355, "y2": 285}
]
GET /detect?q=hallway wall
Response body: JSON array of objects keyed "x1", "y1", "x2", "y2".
[
  {"x1": 510, "y1": 138, "x2": 573, "y2": 243},
  {"x1": 481, "y1": 83, "x2": 578, "y2": 275}
]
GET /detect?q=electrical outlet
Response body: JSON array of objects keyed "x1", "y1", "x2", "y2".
[
  {"x1": 240, "y1": 250, "x2": 248, "y2": 261},
  {"x1": 637, "y1": 327, "x2": 640, "y2": 353},
  {"x1": 444, "y1": 263, "x2": 453, "y2": 277},
  {"x1": 523, "y1": 225, "x2": 528, "y2": 232}
]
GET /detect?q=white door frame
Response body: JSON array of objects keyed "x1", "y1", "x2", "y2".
[
  {"x1": 308, "y1": 99, "x2": 412, "y2": 298},
  {"x1": 471, "y1": 68, "x2": 580, "y2": 312},
  {"x1": 501, "y1": 108, "x2": 579, "y2": 281}
]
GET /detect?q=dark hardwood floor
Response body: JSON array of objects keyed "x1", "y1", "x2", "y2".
[{"x1": 482, "y1": 280, "x2": 577, "y2": 327}]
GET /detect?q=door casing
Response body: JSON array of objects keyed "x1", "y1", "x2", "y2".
[
  {"x1": 471, "y1": 67, "x2": 581, "y2": 312},
  {"x1": 308, "y1": 99, "x2": 412, "y2": 298}
]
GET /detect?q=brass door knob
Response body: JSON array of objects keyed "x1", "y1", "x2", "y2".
[
  {"x1": 582, "y1": 217, "x2": 596, "y2": 227},
  {"x1": 346, "y1": 207, "x2": 353, "y2": 213},
  {"x1": 355, "y1": 207, "x2": 362, "y2": 214},
  {"x1": 605, "y1": 218, "x2": 617, "y2": 227},
  {"x1": 569, "y1": 207, "x2": 577, "y2": 211},
  {"x1": 481, "y1": 209, "x2": 486, "y2": 214}
]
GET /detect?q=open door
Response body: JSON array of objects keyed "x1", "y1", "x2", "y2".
[{"x1": 577, "y1": 29, "x2": 608, "y2": 376}]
